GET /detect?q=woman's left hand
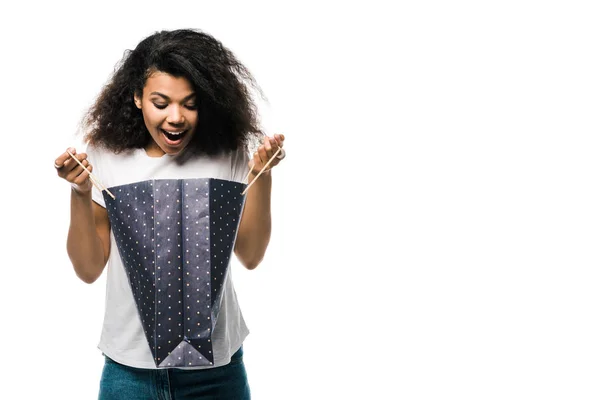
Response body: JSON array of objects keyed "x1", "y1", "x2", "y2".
[{"x1": 248, "y1": 134, "x2": 285, "y2": 175}]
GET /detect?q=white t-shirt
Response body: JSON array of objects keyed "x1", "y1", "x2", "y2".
[{"x1": 86, "y1": 144, "x2": 250, "y2": 369}]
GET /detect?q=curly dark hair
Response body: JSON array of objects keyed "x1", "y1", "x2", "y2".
[{"x1": 83, "y1": 29, "x2": 264, "y2": 154}]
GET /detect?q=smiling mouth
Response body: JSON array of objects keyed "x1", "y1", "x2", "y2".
[{"x1": 161, "y1": 129, "x2": 188, "y2": 143}]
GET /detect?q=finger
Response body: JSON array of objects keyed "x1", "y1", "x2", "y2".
[
  {"x1": 267, "y1": 137, "x2": 283, "y2": 161},
  {"x1": 276, "y1": 148, "x2": 286, "y2": 160},
  {"x1": 269, "y1": 152, "x2": 281, "y2": 167},
  {"x1": 71, "y1": 152, "x2": 88, "y2": 163},
  {"x1": 54, "y1": 147, "x2": 77, "y2": 169},
  {"x1": 256, "y1": 145, "x2": 269, "y2": 165},
  {"x1": 274, "y1": 134, "x2": 285, "y2": 147},
  {"x1": 261, "y1": 136, "x2": 276, "y2": 162},
  {"x1": 264, "y1": 136, "x2": 272, "y2": 156},
  {"x1": 269, "y1": 136, "x2": 279, "y2": 154},
  {"x1": 72, "y1": 165, "x2": 93, "y2": 186},
  {"x1": 57, "y1": 149, "x2": 86, "y2": 171},
  {"x1": 256, "y1": 146, "x2": 281, "y2": 172},
  {"x1": 65, "y1": 159, "x2": 91, "y2": 182},
  {"x1": 63, "y1": 152, "x2": 89, "y2": 174},
  {"x1": 65, "y1": 159, "x2": 90, "y2": 181}
]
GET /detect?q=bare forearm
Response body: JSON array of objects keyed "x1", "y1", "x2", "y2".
[
  {"x1": 235, "y1": 171, "x2": 272, "y2": 269},
  {"x1": 67, "y1": 189, "x2": 106, "y2": 283}
]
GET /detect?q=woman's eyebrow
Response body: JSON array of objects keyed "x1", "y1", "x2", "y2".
[{"x1": 150, "y1": 92, "x2": 196, "y2": 101}]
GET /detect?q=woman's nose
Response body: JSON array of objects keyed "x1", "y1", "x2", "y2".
[{"x1": 166, "y1": 106, "x2": 185, "y2": 124}]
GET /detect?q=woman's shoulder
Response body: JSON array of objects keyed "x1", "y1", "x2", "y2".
[{"x1": 86, "y1": 143, "x2": 138, "y2": 163}]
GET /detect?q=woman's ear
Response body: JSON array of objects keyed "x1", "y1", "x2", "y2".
[{"x1": 134, "y1": 94, "x2": 142, "y2": 109}]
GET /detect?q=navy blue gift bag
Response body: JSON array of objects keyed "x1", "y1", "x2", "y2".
[{"x1": 103, "y1": 178, "x2": 246, "y2": 368}]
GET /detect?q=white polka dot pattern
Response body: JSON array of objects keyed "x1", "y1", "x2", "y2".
[{"x1": 103, "y1": 178, "x2": 246, "y2": 368}]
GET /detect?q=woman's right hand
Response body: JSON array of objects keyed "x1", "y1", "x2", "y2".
[{"x1": 54, "y1": 147, "x2": 94, "y2": 194}]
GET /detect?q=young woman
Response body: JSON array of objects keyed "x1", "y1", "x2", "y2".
[{"x1": 54, "y1": 29, "x2": 285, "y2": 399}]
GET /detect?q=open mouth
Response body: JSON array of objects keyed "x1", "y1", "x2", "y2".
[{"x1": 161, "y1": 129, "x2": 188, "y2": 145}]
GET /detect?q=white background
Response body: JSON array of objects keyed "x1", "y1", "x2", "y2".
[{"x1": 0, "y1": 1, "x2": 599, "y2": 399}]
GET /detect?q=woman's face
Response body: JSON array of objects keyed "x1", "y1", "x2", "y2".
[{"x1": 134, "y1": 71, "x2": 198, "y2": 157}]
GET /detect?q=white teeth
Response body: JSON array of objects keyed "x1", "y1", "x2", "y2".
[{"x1": 162, "y1": 129, "x2": 184, "y2": 136}]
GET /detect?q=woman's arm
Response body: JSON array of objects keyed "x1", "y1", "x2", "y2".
[
  {"x1": 235, "y1": 170, "x2": 273, "y2": 270},
  {"x1": 67, "y1": 191, "x2": 110, "y2": 283},
  {"x1": 234, "y1": 134, "x2": 285, "y2": 270},
  {"x1": 56, "y1": 148, "x2": 111, "y2": 283}
]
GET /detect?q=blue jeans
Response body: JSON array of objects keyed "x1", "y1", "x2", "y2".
[{"x1": 98, "y1": 346, "x2": 250, "y2": 399}]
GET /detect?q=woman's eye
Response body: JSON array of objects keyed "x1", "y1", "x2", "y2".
[
  {"x1": 185, "y1": 104, "x2": 198, "y2": 110},
  {"x1": 153, "y1": 103, "x2": 167, "y2": 110}
]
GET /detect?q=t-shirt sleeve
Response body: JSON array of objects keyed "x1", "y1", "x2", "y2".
[
  {"x1": 231, "y1": 146, "x2": 251, "y2": 184},
  {"x1": 85, "y1": 144, "x2": 107, "y2": 208}
]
